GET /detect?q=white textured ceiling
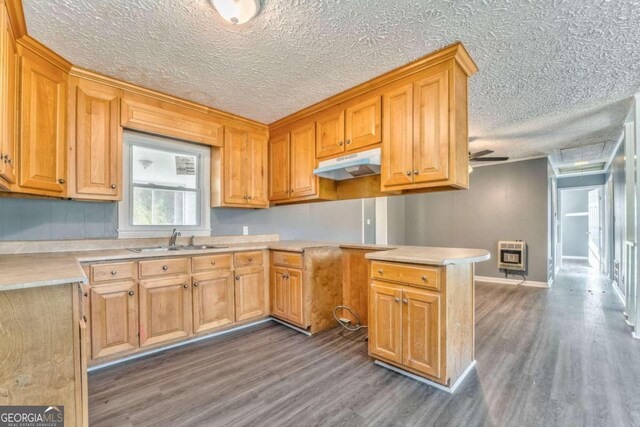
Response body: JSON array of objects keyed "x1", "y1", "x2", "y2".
[{"x1": 22, "y1": 0, "x2": 640, "y2": 170}]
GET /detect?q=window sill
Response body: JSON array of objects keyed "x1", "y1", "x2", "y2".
[{"x1": 117, "y1": 229, "x2": 212, "y2": 239}]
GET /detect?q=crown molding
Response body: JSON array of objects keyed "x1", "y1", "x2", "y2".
[
  {"x1": 4, "y1": 0, "x2": 27, "y2": 38},
  {"x1": 16, "y1": 35, "x2": 73, "y2": 71}
]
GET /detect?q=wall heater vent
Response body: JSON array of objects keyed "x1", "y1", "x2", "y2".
[{"x1": 497, "y1": 240, "x2": 527, "y2": 272}]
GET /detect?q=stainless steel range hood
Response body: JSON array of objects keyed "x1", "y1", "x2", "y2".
[{"x1": 313, "y1": 148, "x2": 381, "y2": 181}]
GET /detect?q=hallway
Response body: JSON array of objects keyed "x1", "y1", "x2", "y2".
[{"x1": 89, "y1": 268, "x2": 640, "y2": 426}]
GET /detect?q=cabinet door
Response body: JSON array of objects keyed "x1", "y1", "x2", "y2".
[
  {"x1": 19, "y1": 47, "x2": 67, "y2": 195},
  {"x1": 268, "y1": 133, "x2": 290, "y2": 201},
  {"x1": 234, "y1": 266, "x2": 265, "y2": 322},
  {"x1": 74, "y1": 79, "x2": 121, "y2": 199},
  {"x1": 139, "y1": 276, "x2": 192, "y2": 347},
  {"x1": 345, "y1": 96, "x2": 381, "y2": 151},
  {"x1": 369, "y1": 282, "x2": 402, "y2": 363},
  {"x1": 0, "y1": 6, "x2": 17, "y2": 186},
  {"x1": 381, "y1": 84, "x2": 413, "y2": 189},
  {"x1": 290, "y1": 122, "x2": 317, "y2": 198},
  {"x1": 286, "y1": 268, "x2": 304, "y2": 327},
  {"x1": 192, "y1": 271, "x2": 235, "y2": 333},
  {"x1": 315, "y1": 110, "x2": 344, "y2": 159},
  {"x1": 224, "y1": 126, "x2": 249, "y2": 205},
  {"x1": 271, "y1": 266, "x2": 287, "y2": 319},
  {"x1": 248, "y1": 132, "x2": 268, "y2": 207},
  {"x1": 402, "y1": 288, "x2": 442, "y2": 379},
  {"x1": 413, "y1": 69, "x2": 450, "y2": 183},
  {"x1": 90, "y1": 282, "x2": 138, "y2": 359}
]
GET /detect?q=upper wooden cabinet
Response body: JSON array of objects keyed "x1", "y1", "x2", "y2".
[
  {"x1": 290, "y1": 122, "x2": 317, "y2": 198},
  {"x1": 0, "y1": 2, "x2": 17, "y2": 189},
  {"x1": 17, "y1": 43, "x2": 68, "y2": 196},
  {"x1": 381, "y1": 84, "x2": 413, "y2": 188},
  {"x1": 315, "y1": 96, "x2": 381, "y2": 159},
  {"x1": 68, "y1": 77, "x2": 122, "y2": 200},
  {"x1": 268, "y1": 133, "x2": 290, "y2": 201},
  {"x1": 215, "y1": 126, "x2": 268, "y2": 208}
]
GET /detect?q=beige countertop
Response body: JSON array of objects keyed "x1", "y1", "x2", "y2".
[{"x1": 0, "y1": 238, "x2": 490, "y2": 292}]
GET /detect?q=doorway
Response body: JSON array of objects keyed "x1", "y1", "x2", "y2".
[{"x1": 559, "y1": 186, "x2": 605, "y2": 272}]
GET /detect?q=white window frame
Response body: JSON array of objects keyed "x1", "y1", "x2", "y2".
[{"x1": 118, "y1": 131, "x2": 211, "y2": 238}]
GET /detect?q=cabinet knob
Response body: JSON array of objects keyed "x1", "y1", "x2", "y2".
[
  {"x1": 248, "y1": 195, "x2": 252, "y2": 199},
  {"x1": 193, "y1": 282, "x2": 199, "y2": 287},
  {"x1": 111, "y1": 270, "x2": 117, "y2": 275},
  {"x1": 421, "y1": 275, "x2": 428, "y2": 282},
  {"x1": 405, "y1": 171, "x2": 412, "y2": 176},
  {"x1": 111, "y1": 184, "x2": 117, "y2": 189},
  {"x1": 235, "y1": 276, "x2": 240, "y2": 280},
  {"x1": 243, "y1": 195, "x2": 248, "y2": 199},
  {"x1": 338, "y1": 141, "x2": 343, "y2": 146},
  {"x1": 414, "y1": 170, "x2": 419, "y2": 175},
  {"x1": 248, "y1": 257, "x2": 253, "y2": 262},
  {"x1": 83, "y1": 292, "x2": 88, "y2": 298},
  {"x1": 378, "y1": 269, "x2": 383, "y2": 275},
  {"x1": 162, "y1": 265, "x2": 168, "y2": 271},
  {"x1": 183, "y1": 284, "x2": 189, "y2": 289},
  {"x1": 402, "y1": 299, "x2": 408, "y2": 304},
  {"x1": 346, "y1": 139, "x2": 351, "y2": 145},
  {"x1": 57, "y1": 178, "x2": 66, "y2": 184},
  {"x1": 128, "y1": 290, "x2": 135, "y2": 296},
  {"x1": 210, "y1": 261, "x2": 216, "y2": 265},
  {"x1": 394, "y1": 297, "x2": 400, "y2": 303}
]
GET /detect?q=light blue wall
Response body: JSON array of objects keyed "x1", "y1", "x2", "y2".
[
  {"x1": 0, "y1": 198, "x2": 117, "y2": 240},
  {"x1": 560, "y1": 189, "x2": 589, "y2": 258}
]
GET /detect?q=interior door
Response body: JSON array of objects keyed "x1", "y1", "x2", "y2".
[
  {"x1": 369, "y1": 281, "x2": 402, "y2": 363},
  {"x1": 345, "y1": 96, "x2": 381, "y2": 151},
  {"x1": 402, "y1": 288, "x2": 442, "y2": 379},
  {"x1": 588, "y1": 188, "x2": 601, "y2": 270},
  {"x1": 381, "y1": 84, "x2": 413, "y2": 189},
  {"x1": 290, "y1": 122, "x2": 317, "y2": 198},
  {"x1": 192, "y1": 271, "x2": 235, "y2": 333},
  {"x1": 74, "y1": 79, "x2": 121, "y2": 199},
  {"x1": 224, "y1": 127, "x2": 249, "y2": 205},
  {"x1": 413, "y1": 68, "x2": 450, "y2": 183},
  {"x1": 315, "y1": 109, "x2": 344, "y2": 159},
  {"x1": 286, "y1": 268, "x2": 304, "y2": 327},
  {"x1": 139, "y1": 276, "x2": 192, "y2": 347},
  {"x1": 248, "y1": 132, "x2": 268, "y2": 207},
  {"x1": 90, "y1": 281, "x2": 138, "y2": 358},
  {"x1": 268, "y1": 133, "x2": 290, "y2": 201},
  {"x1": 234, "y1": 266, "x2": 265, "y2": 321}
]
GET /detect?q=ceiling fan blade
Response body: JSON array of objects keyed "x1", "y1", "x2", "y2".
[
  {"x1": 469, "y1": 149, "x2": 494, "y2": 159},
  {"x1": 471, "y1": 156, "x2": 510, "y2": 162}
]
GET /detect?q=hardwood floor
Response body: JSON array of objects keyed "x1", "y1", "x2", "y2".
[{"x1": 89, "y1": 265, "x2": 640, "y2": 426}]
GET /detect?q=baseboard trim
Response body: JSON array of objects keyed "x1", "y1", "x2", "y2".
[
  {"x1": 374, "y1": 360, "x2": 477, "y2": 394},
  {"x1": 271, "y1": 317, "x2": 312, "y2": 336},
  {"x1": 88, "y1": 318, "x2": 273, "y2": 372},
  {"x1": 562, "y1": 256, "x2": 589, "y2": 260},
  {"x1": 611, "y1": 281, "x2": 626, "y2": 305},
  {"x1": 474, "y1": 275, "x2": 549, "y2": 288}
]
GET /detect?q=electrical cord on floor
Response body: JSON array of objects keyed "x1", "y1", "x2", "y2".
[
  {"x1": 505, "y1": 270, "x2": 527, "y2": 285},
  {"x1": 333, "y1": 305, "x2": 368, "y2": 342}
]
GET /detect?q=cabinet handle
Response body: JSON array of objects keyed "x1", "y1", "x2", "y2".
[
  {"x1": 183, "y1": 284, "x2": 189, "y2": 289},
  {"x1": 111, "y1": 184, "x2": 117, "y2": 189},
  {"x1": 111, "y1": 270, "x2": 117, "y2": 275},
  {"x1": 193, "y1": 282, "x2": 199, "y2": 287},
  {"x1": 128, "y1": 290, "x2": 135, "y2": 296},
  {"x1": 162, "y1": 265, "x2": 168, "y2": 271},
  {"x1": 414, "y1": 170, "x2": 419, "y2": 175},
  {"x1": 236, "y1": 276, "x2": 240, "y2": 280},
  {"x1": 405, "y1": 171, "x2": 411, "y2": 176},
  {"x1": 402, "y1": 299, "x2": 408, "y2": 304},
  {"x1": 346, "y1": 140, "x2": 351, "y2": 145},
  {"x1": 394, "y1": 297, "x2": 400, "y2": 303},
  {"x1": 421, "y1": 275, "x2": 428, "y2": 282},
  {"x1": 57, "y1": 178, "x2": 66, "y2": 184}
]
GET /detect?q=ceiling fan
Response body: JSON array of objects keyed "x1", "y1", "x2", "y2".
[{"x1": 469, "y1": 150, "x2": 509, "y2": 163}]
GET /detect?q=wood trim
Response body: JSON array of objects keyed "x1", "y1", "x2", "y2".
[
  {"x1": 4, "y1": 0, "x2": 26, "y2": 39},
  {"x1": 16, "y1": 35, "x2": 72, "y2": 72},
  {"x1": 269, "y1": 42, "x2": 478, "y2": 131}
]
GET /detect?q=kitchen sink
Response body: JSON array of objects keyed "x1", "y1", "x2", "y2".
[{"x1": 128, "y1": 245, "x2": 228, "y2": 253}]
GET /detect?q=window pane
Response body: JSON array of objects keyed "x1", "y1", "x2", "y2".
[
  {"x1": 132, "y1": 145, "x2": 197, "y2": 189},
  {"x1": 132, "y1": 187, "x2": 198, "y2": 226}
]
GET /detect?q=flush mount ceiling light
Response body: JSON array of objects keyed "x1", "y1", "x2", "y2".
[{"x1": 210, "y1": 0, "x2": 260, "y2": 25}]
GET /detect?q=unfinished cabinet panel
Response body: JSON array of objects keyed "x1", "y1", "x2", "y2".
[
  {"x1": 139, "y1": 276, "x2": 192, "y2": 347},
  {"x1": 90, "y1": 281, "x2": 139, "y2": 359},
  {"x1": 413, "y1": 68, "x2": 450, "y2": 183},
  {"x1": 381, "y1": 84, "x2": 413, "y2": 189},
  {"x1": 234, "y1": 266, "x2": 265, "y2": 322},
  {"x1": 18, "y1": 45, "x2": 68, "y2": 195},
  {"x1": 0, "y1": 4, "x2": 17, "y2": 188},
  {"x1": 345, "y1": 96, "x2": 381, "y2": 151},
  {"x1": 192, "y1": 271, "x2": 235, "y2": 333},
  {"x1": 369, "y1": 282, "x2": 403, "y2": 363},
  {"x1": 71, "y1": 78, "x2": 122, "y2": 199},
  {"x1": 268, "y1": 133, "x2": 290, "y2": 201},
  {"x1": 315, "y1": 110, "x2": 344, "y2": 159},
  {"x1": 290, "y1": 122, "x2": 317, "y2": 198}
]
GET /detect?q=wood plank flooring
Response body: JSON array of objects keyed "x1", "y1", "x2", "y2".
[{"x1": 89, "y1": 265, "x2": 640, "y2": 426}]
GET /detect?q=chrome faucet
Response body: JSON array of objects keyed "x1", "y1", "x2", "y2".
[{"x1": 169, "y1": 228, "x2": 181, "y2": 248}]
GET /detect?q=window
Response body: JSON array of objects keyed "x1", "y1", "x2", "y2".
[{"x1": 118, "y1": 131, "x2": 211, "y2": 237}]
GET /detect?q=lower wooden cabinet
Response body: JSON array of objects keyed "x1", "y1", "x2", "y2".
[
  {"x1": 369, "y1": 283, "x2": 403, "y2": 363},
  {"x1": 89, "y1": 281, "x2": 139, "y2": 359},
  {"x1": 192, "y1": 270, "x2": 235, "y2": 333},
  {"x1": 271, "y1": 266, "x2": 304, "y2": 327},
  {"x1": 234, "y1": 265, "x2": 265, "y2": 322},
  {"x1": 139, "y1": 275, "x2": 192, "y2": 347}
]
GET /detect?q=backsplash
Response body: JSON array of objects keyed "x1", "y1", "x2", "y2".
[{"x1": 0, "y1": 198, "x2": 118, "y2": 240}]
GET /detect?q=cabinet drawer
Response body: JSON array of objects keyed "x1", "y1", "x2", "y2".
[
  {"x1": 91, "y1": 262, "x2": 135, "y2": 283},
  {"x1": 371, "y1": 261, "x2": 441, "y2": 291},
  {"x1": 139, "y1": 257, "x2": 190, "y2": 278},
  {"x1": 234, "y1": 251, "x2": 263, "y2": 268},
  {"x1": 192, "y1": 254, "x2": 232, "y2": 273},
  {"x1": 271, "y1": 251, "x2": 303, "y2": 268}
]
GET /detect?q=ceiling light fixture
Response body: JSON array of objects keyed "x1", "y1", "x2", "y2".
[
  {"x1": 574, "y1": 160, "x2": 590, "y2": 166},
  {"x1": 211, "y1": 0, "x2": 260, "y2": 25}
]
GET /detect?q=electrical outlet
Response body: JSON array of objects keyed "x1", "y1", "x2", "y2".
[{"x1": 243, "y1": 226, "x2": 249, "y2": 236}]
